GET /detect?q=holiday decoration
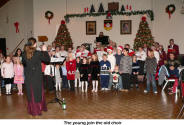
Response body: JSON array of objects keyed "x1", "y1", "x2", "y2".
[
  {"x1": 14, "y1": 22, "x2": 19, "y2": 33},
  {"x1": 133, "y1": 16, "x2": 155, "y2": 50},
  {"x1": 108, "y1": 2, "x2": 119, "y2": 12},
  {"x1": 90, "y1": 4, "x2": 95, "y2": 13},
  {"x1": 106, "y1": 11, "x2": 112, "y2": 19},
  {"x1": 45, "y1": 11, "x2": 54, "y2": 24},
  {"x1": 120, "y1": 5, "x2": 125, "y2": 12},
  {"x1": 54, "y1": 20, "x2": 73, "y2": 50},
  {"x1": 104, "y1": 20, "x2": 112, "y2": 31},
  {"x1": 98, "y1": 3, "x2": 104, "y2": 12},
  {"x1": 84, "y1": 8, "x2": 89, "y2": 13},
  {"x1": 129, "y1": 5, "x2": 132, "y2": 11},
  {"x1": 64, "y1": 10, "x2": 154, "y2": 21},
  {"x1": 126, "y1": 5, "x2": 129, "y2": 10},
  {"x1": 165, "y1": 4, "x2": 175, "y2": 19}
]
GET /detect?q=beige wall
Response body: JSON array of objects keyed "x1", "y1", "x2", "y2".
[
  {"x1": 0, "y1": 0, "x2": 184, "y2": 54},
  {"x1": 0, "y1": 0, "x2": 33, "y2": 54},
  {"x1": 33, "y1": 0, "x2": 153, "y2": 48}
]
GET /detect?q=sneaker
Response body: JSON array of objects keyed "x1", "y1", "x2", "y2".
[
  {"x1": 144, "y1": 90, "x2": 148, "y2": 93},
  {"x1": 20, "y1": 93, "x2": 23, "y2": 95},
  {"x1": 101, "y1": 88, "x2": 105, "y2": 91},
  {"x1": 105, "y1": 88, "x2": 110, "y2": 90},
  {"x1": 6, "y1": 92, "x2": 8, "y2": 95},
  {"x1": 92, "y1": 89, "x2": 95, "y2": 92},
  {"x1": 95, "y1": 89, "x2": 98, "y2": 92},
  {"x1": 154, "y1": 91, "x2": 158, "y2": 94}
]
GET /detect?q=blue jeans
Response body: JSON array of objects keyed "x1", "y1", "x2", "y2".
[
  {"x1": 146, "y1": 73, "x2": 157, "y2": 92},
  {"x1": 62, "y1": 76, "x2": 69, "y2": 88},
  {"x1": 1, "y1": 79, "x2": 5, "y2": 87},
  {"x1": 100, "y1": 75, "x2": 110, "y2": 88}
]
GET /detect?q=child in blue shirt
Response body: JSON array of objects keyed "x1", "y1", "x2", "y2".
[
  {"x1": 61, "y1": 61, "x2": 68, "y2": 89},
  {"x1": 100, "y1": 54, "x2": 111, "y2": 90}
]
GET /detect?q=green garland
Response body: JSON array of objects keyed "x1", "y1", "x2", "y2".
[{"x1": 64, "y1": 10, "x2": 154, "y2": 21}]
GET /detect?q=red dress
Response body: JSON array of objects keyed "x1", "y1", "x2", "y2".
[{"x1": 66, "y1": 60, "x2": 76, "y2": 80}]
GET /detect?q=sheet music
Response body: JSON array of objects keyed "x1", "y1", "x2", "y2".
[{"x1": 50, "y1": 57, "x2": 65, "y2": 63}]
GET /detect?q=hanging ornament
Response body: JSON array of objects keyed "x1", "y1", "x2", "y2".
[
  {"x1": 165, "y1": 4, "x2": 176, "y2": 19},
  {"x1": 126, "y1": 5, "x2": 129, "y2": 10},
  {"x1": 87, "y1": 8, "x2": 89, "y2": 13},
  {"x1": 120, "y1": 5, "x2": 125, "y2": 12},
  {"x1": 104, "y1": 20, "x2": 112, "y2": 31},
  {"x1": 45, "y1": 11, "x2": 54, "y2": 24},
  {"x1": 106, "y1": 11, "x2": 112, "y2": 19},
  {"x1": 98, "y1": 3, "x2": 104, "y2": 12},
  {"x1": 84, "y1": 8, "x2": 88, "y2": 13},
  {"x1": 14, "y1": 22, "x2": 19, "y2": 33},
  {"x1": 129, "y1": 5, "x2": 132, "y2": 11},
  {"x1": 90, "y1": 4, "x2": 95, "y2": 13}
]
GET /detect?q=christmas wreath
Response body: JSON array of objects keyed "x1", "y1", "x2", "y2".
[
  {"x1": 166, "y1": 4, "x2": 175, "y2": 19},
  {"x1": 45, "y1": 11, "x2": 54, "y2": 24}
]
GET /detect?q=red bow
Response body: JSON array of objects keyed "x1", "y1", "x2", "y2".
[
  {"x1": 168, "y1": 11, "x2": 171, "y2": 19},
  {"x1": 14, "y1": 22, "x2": 19, "y2": 33}
]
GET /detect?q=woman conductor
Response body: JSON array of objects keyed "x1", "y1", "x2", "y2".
[{"x1": 22, "y1": 37, "x2": 50, "y2": 116}]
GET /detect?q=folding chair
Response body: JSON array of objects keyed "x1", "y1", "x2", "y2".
[{"x1": 162, "y1": 77, "x2": 175, "y2": 92}]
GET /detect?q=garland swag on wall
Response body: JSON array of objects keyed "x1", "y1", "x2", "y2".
[{"x1": 64, "y1": 10, "x2": 154, "y2": 22}]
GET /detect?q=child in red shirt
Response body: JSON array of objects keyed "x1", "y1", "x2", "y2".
[{"x1": 66, "y1": 53, "x2": 76, "y2": 91}]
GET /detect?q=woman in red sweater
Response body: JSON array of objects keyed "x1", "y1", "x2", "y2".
[{"x1": 66, "y1": 53, "x2": 76, "y2": 91}]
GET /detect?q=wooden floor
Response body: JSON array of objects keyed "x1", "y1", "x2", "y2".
[{"x1": 0, "y1": 83, "x2": 183, "y2": 119}]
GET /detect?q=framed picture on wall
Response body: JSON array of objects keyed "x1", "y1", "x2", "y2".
[
  {"x1": 120, "y1": 20, "x2": 132, "y2": 35},
  {"x1": 86, "y1": 21, "x2": 96, "y2": 35}
]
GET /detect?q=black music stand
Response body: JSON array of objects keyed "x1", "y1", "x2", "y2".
[{"x1": 47, "y1": 57, "x2": 66, "y2": 107}]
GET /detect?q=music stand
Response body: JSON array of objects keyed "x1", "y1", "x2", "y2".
[{"x1": 47, "y1": 57, "x2": 66, "y2": 107}]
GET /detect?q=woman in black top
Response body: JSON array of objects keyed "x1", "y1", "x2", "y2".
[{"x1": 22, "y1": 37, "x2": 50, "y2": 116}]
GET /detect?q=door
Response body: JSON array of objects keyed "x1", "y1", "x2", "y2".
[{"x1": 0, "y1": 38, "x2": 6, "y2": 56}]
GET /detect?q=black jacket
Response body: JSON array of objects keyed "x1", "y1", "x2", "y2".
[{"x1": 22, "y1": 51, "x2": 50, "y2": 103}]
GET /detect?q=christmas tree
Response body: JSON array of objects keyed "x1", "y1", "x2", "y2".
[
  {"x1": 133, "y1": 16, "x2": 154, "y2": 50},
  {"x1": 54, "y1": 20, "x2": 73, "y2": 50}
]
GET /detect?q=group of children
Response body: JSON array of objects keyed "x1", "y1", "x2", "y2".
[
  {"x1": 0, "y1": 40, "x2": 181, "y2": 96},
  {"x1": 0, "y1": 54, "x2": 24, "y2": 95},
  {"x1": 40, "y1": 42, "x2": 159, "y2": 94}
]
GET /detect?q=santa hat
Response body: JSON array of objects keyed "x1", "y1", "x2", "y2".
[
  {"x1": 107, "y1": 46, "x2": 113, "y2": 52},
  {"x1": 117, "y1": 46, "x2": 123, "y2": 51}
]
